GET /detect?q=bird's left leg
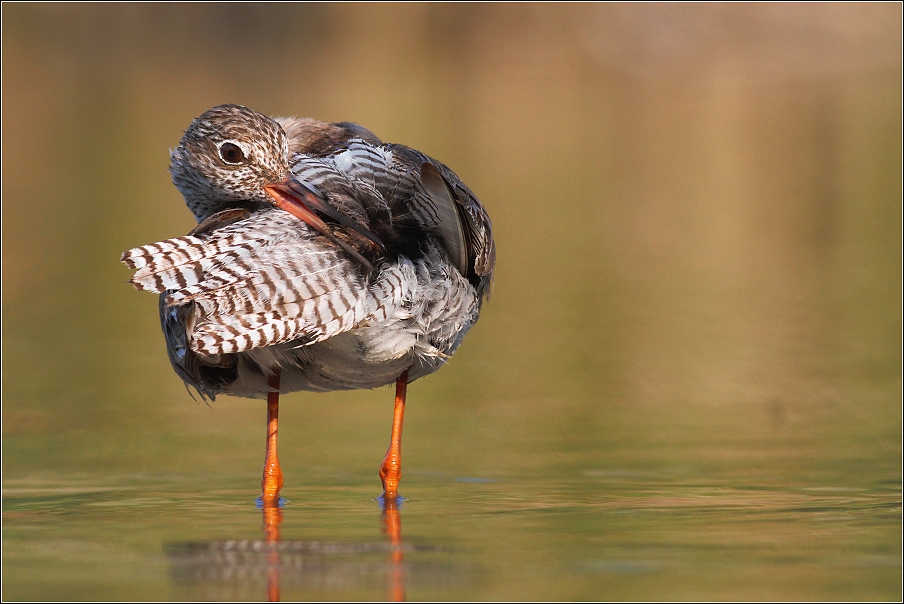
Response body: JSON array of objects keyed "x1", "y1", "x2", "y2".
[{"x1": 261, "y1": 367, "x2": 284, "y2": 503}]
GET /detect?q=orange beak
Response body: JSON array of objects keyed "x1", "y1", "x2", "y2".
[{"x1": 263, "y1": 177, "x2": 383, "y2": 270}]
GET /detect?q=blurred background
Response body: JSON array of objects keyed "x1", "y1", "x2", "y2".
[{"x1": 3, "y1": 3, "x2": 901, "y2": 601}]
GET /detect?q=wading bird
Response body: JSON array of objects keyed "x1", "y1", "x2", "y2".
[{"x1": 121, "y1": 104, "x2": 495, "y2": 504}]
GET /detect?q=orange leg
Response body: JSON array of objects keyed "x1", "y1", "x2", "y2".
[
  {"x1": 261, "y1": 367, "x2": 284, "y2": 504},
  {"x1": 380, "y1": 370, "x2": 409, "y2": 499}
]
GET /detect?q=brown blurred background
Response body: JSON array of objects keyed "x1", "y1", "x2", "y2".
[{"x1": 5, "y1": 3, "x2": 900, "y2": 427}]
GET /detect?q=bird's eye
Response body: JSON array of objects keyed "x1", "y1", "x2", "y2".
[{"x1": 219, "y1": 142, "x2": 245, "y2": 164}]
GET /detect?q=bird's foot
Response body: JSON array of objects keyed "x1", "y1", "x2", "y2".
[
  {"x1": 377, "y1": 492, "x2": 406, "y2": 510},
  {"x1": 256, "y1": 496, "x2": 287, "y2": 508}
]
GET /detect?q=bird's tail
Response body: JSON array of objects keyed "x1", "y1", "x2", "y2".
[{"x1": 121, "y1": 235, "x2": 211, "y2": 294}]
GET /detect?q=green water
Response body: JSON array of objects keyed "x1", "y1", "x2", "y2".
[
  {"x1": 2, "y1": 472, "x2": 899, "y2": 601},
  {"x1": 3, "y1": 4, "x2": 901, "y2": 601}
]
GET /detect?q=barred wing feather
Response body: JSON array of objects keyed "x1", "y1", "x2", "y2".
[{"x1": 121, "y1": 210, "x2": 376, "y2": 356}]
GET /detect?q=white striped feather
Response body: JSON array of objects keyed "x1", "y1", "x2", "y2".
[
  {"x1": 121, "y1": 208, "x2": 429, "y2": 359},
  {"x1": 123, "y1": 211, "x2": 370, "y2": 354}
]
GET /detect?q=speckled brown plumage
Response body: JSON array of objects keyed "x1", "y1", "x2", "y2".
[{"x1": 121, "y1": 104, "x2": 495, "y2": 401}]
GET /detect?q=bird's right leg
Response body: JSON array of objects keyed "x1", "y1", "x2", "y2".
[{"x1": 261, "y1": 367, "x2": 284, "y2": 504}]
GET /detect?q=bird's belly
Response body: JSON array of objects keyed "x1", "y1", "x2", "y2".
[
  {"x1": 225, "y1": 307, "x2": 474, "y2": 398},
  {"x1": 223, "y1": 328, "x2": 435, "y2": 397}
]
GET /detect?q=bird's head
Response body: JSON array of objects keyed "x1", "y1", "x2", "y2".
[
  {"x1": 170, "y1": 104, "x2": 291, "y2": 222},
  {"x1": 169, "y1": 104, "x2": 384, "y2": 267}
]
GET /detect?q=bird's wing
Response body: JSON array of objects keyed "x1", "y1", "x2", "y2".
[
  {"x1": 299, "y1": 139, "x2": 496, "y2": 299},
  {"x1": 121, "y1": 209, "x2": 379, "y2": 356},
  {"x1": 416, "y1": 152, "x2": 496, "y2": 298},
  {"x1": 387, "y1": 144, "x2": 495, "y2": 299},
  {"x1": 432, "y1": 158, "x2": 496, "y2": 289}
]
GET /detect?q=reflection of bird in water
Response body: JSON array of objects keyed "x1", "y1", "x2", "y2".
[
  {"x1": 382, "y1": 498, "x2": 406, "y2": 602},
  {"x1": 121, "y1": 104, "x2": 495, "y2": 502},
  {"x1": 165, "y1": 502, "x2": 441, "y2": 602}
]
